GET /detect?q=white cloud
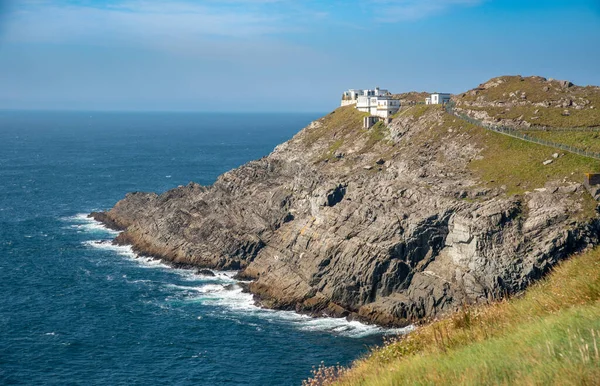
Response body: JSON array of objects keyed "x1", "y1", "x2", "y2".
[
  {"x1": 370, "y1": 0, "x2": 484, "y2": 22},
  {"x1": 1, "y1": 1, "x2": 293, "y2": 46}
]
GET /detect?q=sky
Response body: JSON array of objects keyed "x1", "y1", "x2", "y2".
[{"x1": 0, "y1": 0, "x2": 599, "y2": 112}]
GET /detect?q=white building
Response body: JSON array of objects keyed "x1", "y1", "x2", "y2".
[
  {"x1": 354, "y1": 87, "x2": 400, "y2": 118},
  {"x1": 341, "y1": 89, "x2": 363, "y2": 106},
  {"x1": 426, "y1": 93, "x2": 451, "y2": 105}
]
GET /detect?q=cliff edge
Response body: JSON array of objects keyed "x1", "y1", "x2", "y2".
[{"x1": 92, "y1": 76, "x2": 600, "y2": 327}]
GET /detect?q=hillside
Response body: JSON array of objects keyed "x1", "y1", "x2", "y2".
[
  {"x1": 455, "y1": 75, "x2": 600, "y2": 128},
  {"x1": 307, "y1": 246, "x2": 600, "y2": 385},
  {"x1": 93, "y1": 76, "x2": 600, "y2": 328}
]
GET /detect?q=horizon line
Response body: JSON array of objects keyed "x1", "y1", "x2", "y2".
[{"x1": 0, "y1": 108, "x2": 329, "y2": 114}]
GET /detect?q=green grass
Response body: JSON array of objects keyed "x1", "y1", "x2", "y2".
[
  {"x1": 302, "y1": 105, "x2": 368, "y2": 147},
  {"x1": 390, "y1": 91, "x2": 430, "y2": 105},
  {"x1": 461, "y1": 76, "x2": 600, "y2": 106},
  {"x1": 470, "y1": 130, "x2": 600, "y2": 195},
  {"x1": 392, "y1": 104, "x2": 437, "y2": 120},
  {"x1": 457, "y1": 76, "x2": 600, "y2": 128},
  {"x1": 305, "y1": 247, "x2": 600, "y2": 386},
  {"x1": 465, "y1": 105, "x2": 600, "y2": 128},
  {"x1": 521, "y1": 130, "x2": 600, "y2": 154},
  {"x1": 388, "y1": 107, "x2": 599, "y2": 219},
  {"x1": 359, "y1": 121, "x2": 390, "y2": 154},
  {"x1": 427, "y1": 111, "x2": 600, "y2": 195},
  {"x1": 318, "y1": 138, "x2": 345, "y2": 162},
  {"x1": 301, "y1": 105, "x2": 398, "y2": 164}
]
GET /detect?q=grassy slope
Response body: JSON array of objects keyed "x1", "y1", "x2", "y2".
[
  {"x1": 521, "y1": 130, "x2": 600, "y2": 154},
  {"x1": 301, "y1": 95, "x2": 600, "y2": 385},
  {"x1": 304, "y1": 105, "x2": 395, "y2": 165},
  {"x1": 457, "y1": 76, "x2": 600, "y2": 128},
  {"x1": 402, "y1": 105, "x2": 600, "y2": 196},
  {"x1": 304, "y1": 104, "x2": 599, "y2": 216},
  {"x1": 307, "y1": 247, "x2": 600, "y2": 386}
]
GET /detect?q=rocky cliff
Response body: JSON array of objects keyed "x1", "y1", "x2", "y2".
[{"x1": 92, "y1": 77, "x2": 600, "y2": 327}]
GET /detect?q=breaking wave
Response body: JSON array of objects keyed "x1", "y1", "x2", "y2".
[{"x1": 72, "y1": 213, "x2": 412, "y2": 338}]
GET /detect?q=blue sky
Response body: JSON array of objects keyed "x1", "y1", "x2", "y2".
[{"x1": 1, "y1": 0, "x2": 599, "y2": 112}]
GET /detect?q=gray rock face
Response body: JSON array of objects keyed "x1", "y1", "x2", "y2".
[{"x1": 92, "y1": 106, "x2": 600, "y2": 327}]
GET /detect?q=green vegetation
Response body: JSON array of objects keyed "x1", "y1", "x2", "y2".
[
  {"x1": 390, "y1": 91, "x2": 430, "y2": 105},
  {"x1": 460, "y1": 76, "x2": 600, "y2": 106},
  {"x1": 304, "y1": 87, "x2": 600, "y2": 201},
  {"x1": 407, "y1": 104, "x2": 433, "y2": 120},
  {"x1": 521, "y1": 130, "x2": 600, "y2": 154},
  {"x1": 426, "y1": 110, "x2": 600, "y2": 195},
  {"x1": 301, "y1": 79, "x2": 600, "y2": 386},
  {"x1": 458, "y1": 76, "x2": 600, "y2": 128},
  {"x1": 318, "y1": 138, "x2": 345, "y2": 162},
  {"x1": 359, "y1": 121, "x2": 390, "y2": 154},
  {"x1": 392, "y1": 104, "x2": 436, "y2": 120},
  {"x1": 305, "y1": 247, "x2": 600, "y2": 386},
  {"x1": 303, "y1": 105, "x2": 396, "y2": 163},
  {"x1": 470, "y1": 129, "x2": 600, "y2": 195},
  {"x1": 303, "y1": 105, "x2": 368, "y2": 147},
  {"x1": 466, "y1": 105, "x2": 600, "y2": 128}
]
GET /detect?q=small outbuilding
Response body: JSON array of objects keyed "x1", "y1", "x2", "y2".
[{"x1": 426, "y1": 93, "x2": 451, "y2": 105}]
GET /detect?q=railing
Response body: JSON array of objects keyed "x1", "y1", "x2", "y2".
[
  {"x1": 445, "y1": 101, "x2": 600, "y2": 160},
  {"x1": 511, "y1": 126, "x2": 600, "y2": 132}
]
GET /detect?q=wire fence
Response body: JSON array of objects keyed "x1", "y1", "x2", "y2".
[
  {"x1": 516, "y1": 126, "x2": 600, "y2": 132},
  {"x1": 445, "y1": 101, "x2": 600, "y2": 160}
]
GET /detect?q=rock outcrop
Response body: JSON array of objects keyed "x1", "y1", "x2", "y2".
[
  {"x1": 92, "y1": 79, "x2": 600, "y2": 327},
  {"x1": 455, "y1": 75, "x2": 600, "y2": 128}
]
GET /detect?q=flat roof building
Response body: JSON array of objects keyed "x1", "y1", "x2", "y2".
[
  {"x1": 353, "y1": 88, "x2": 400, "y2": 118},
  {"x1": 426, "y1": 93, "x2": 451, "y2": 105}
]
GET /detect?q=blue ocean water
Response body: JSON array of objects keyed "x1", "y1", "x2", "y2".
[{"x1": 0, "y1": 111, "x2": 398, "y2": 385}]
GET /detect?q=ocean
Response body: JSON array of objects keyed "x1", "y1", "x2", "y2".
[{"x1": 0, "y1": 111, "x2": 402, "y2": 385}]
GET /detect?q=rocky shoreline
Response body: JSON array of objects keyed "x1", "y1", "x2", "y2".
[{"x1": 91, "y1": 78, "x2": 600, "y2": 327}]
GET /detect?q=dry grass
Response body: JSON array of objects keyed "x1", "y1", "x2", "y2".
[
  {"x1": 457, "y1": 76, "x2": 600, "y2": 128},
  {"x1": 302, "y1": 105, "x2": 368, "y2": 147},
  {"x1": 305, "y1": 247, "x2": 600, "y2": 386}
]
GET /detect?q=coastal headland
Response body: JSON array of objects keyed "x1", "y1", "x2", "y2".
[{"x1": 92, "y1": 75, "x2": 600, "y2": 327}]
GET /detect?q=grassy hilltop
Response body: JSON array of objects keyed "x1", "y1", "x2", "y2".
[
  {"x1": 302, "y1": 76, "x2": 600, "y2": 385},
  {"x1": 300, "y1": 81, "x2": 600, "y2": 211}
]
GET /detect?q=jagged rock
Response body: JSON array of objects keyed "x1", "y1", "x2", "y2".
[
  {"x1": 560, "y1": 80, "x2": 574, "y2": 88},
  {"x1": 92, "y1": 82, "x2": 600, "y2": 327}
]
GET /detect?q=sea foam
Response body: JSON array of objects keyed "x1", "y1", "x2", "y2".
[
  {"x1": 74, "y1": 214, "x2": 412, "y2": 338},
  {"x1": 63, "y1": 213, "x2": 119, "y2": 236}
]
